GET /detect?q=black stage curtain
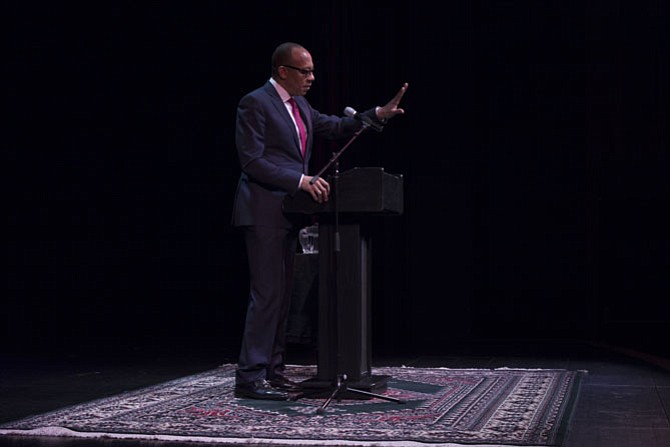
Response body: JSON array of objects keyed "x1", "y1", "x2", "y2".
[{"x1": 5, "y1": 1, "x2": 668, "y2": 357}]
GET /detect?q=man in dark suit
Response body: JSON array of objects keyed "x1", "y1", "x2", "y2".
[{"x1": 232, "y1": 42, "x2": 407, "y2": 400}]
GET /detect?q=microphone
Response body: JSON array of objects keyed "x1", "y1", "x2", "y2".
[{"x1": 343, "y1": 107, "x2": 383, "y2": 132}]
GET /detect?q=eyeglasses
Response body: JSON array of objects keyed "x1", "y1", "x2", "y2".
[{"x1": 281, "y1": 65, "x2": 315, "y2": 76}]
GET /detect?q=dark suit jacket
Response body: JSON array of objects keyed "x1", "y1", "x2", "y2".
[{"x1": 232, "y1": 81, "x2": 378, "y2": 229}]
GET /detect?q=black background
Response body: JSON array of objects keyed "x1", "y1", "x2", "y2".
[{"x1": 5, "y1": 1, "x2": 669, "y2": 358}]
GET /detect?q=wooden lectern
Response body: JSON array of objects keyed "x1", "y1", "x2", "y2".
[{"x1": 283, "y1": 167, "x2": 403, "y2": 393}]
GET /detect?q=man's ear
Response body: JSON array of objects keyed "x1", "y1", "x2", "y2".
[{"x1": 276, "y1": 66, "x2": 287, "y2": 80}]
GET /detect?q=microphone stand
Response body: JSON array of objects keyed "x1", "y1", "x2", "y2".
[
  {"x1": 307, "y1": 121, "x2": 404, "y2": 414},
  {"x1": 310, "y1": 122, "x2": 366, "y2": 184},
  {"x1": 310, "y1": 124, "x2": 367, "y2": 252}
]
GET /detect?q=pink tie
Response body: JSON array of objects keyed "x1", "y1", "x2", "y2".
[{"x1": 288, "y1": 98, "x2": 307, "y2": 156}]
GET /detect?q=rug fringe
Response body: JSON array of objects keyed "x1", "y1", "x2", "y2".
[{"x1": 0, "y1": 426, "x2": 545, "y2": 447}]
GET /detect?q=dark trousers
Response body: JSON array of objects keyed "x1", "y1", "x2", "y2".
[{"x1": 236, "y1": 225, "x2": 297, "y2": 384}]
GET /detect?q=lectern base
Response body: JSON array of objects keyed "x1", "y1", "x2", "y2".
[{"x1": 299, "y1": 374, "x2": 390, "y2": 399}]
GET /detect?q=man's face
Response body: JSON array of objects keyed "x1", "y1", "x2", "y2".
[{"x1": 279, "y1": 49, "x2": 315, "y2": 97}]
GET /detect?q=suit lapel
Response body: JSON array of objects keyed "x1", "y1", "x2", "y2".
[{"x1": 264, "y1": 82, "x2": 309, "y2": 159}]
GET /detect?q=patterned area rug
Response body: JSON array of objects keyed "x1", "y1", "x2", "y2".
[{"x1": 0, "y1": 364, "x2": 582, "y2": 446}]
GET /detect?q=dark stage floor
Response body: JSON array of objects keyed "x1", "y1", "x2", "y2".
[{"x1": 1, "y1": 338, "x2": 669, "y2": 447}]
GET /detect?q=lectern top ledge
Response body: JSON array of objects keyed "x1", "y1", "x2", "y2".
[{"x1": 282, "y1": 166, "x2": 404, "y2": 215}]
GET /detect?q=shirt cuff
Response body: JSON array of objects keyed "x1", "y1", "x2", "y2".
[{"x1": 375, "y1": 106, "x2": 387, "y2": 123}]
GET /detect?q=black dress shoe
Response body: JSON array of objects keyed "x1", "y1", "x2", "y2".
[
  {"x1": 268, "y1": 375, "x2": 302, "y2": 391},
  {"x1": 234, "y1": 380, "x2": 289, "y2": 401}
]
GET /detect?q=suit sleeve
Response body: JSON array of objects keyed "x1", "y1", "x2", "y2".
[{"x1": 309, "y1": 106, "x2": 381, "y2": 140}]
